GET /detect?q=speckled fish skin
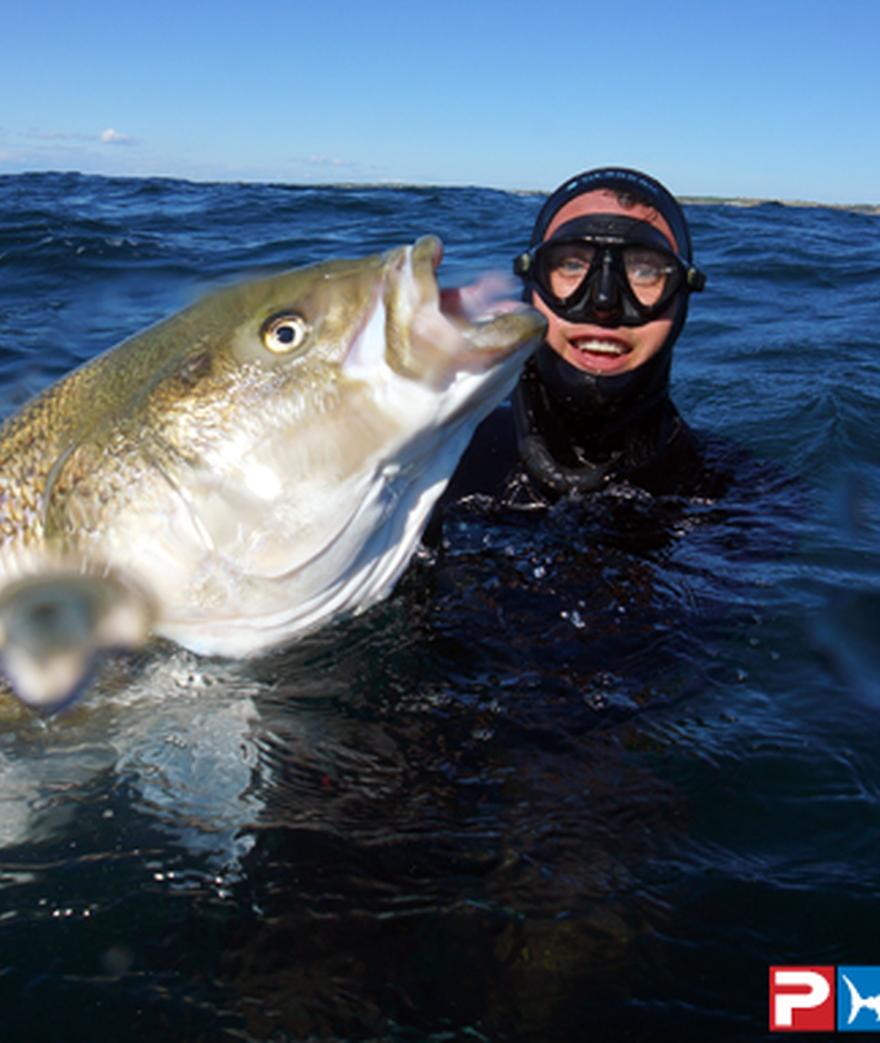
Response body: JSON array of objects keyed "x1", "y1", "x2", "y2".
[{"x1": 0, "y1": 236, "x2": 545, "y2": 708}]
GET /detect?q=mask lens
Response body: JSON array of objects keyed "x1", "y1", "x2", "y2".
[
  {"x1": 527, "y1": 228, "x2": 690, "y2": 326},
  {"x1": 622, "y1": 247, "x2": 681, "y2": 307},
  {"x1": 538, "y1": 242, "x2": 596, "y2": 300}
]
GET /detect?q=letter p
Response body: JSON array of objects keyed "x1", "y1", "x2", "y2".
[{"x1": 770, "y1": 966, "x2": 835, "y2": 1031}]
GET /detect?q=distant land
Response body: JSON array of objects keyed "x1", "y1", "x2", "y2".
[
  {"x1": 681, "y1": 195, "x2": 880, "y2": 215},
  {"x1": 1, "y1": 170, "x2": 876, "y2": 214},
  {"x1": 487, "y1": 186, "x2": 878, "y2": 213}
]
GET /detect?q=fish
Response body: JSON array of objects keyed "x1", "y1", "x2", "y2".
[
  {"x1": 843, "y1": 974, "x2": 880, "y2": 1025},
  {"x1": 0, "y1": 236, "x2": 545, "y2": 712}
]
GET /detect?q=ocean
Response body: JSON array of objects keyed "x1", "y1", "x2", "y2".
[{"x1": 0, "y1": 171, "x2": 877, "y2": 1041}]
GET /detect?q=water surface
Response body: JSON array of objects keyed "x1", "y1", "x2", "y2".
[{"x1": 0, "y1": 172, "x2": 878, "y2": 1041}]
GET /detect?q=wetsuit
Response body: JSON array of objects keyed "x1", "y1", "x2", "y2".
[{"x1": 439, "y1": 336, "x2": 718, "y2": 516}]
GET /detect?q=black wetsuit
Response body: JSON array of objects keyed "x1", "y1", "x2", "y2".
[{"x1": 437, "y1": 350, "x2": 721, "y2": 520}]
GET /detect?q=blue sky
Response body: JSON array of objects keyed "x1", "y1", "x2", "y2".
[{"x1": 2, "y1": 0, "x2": 877, "y2": 203}]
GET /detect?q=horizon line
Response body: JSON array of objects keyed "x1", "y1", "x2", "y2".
[{"x1": 1, "y1": 167, "x2": 877, "y2": 214}]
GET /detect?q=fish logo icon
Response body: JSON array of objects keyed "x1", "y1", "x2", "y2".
[
  {"x1": 843, "y1": 975, "x2": 880, "y2": 1023},
  {"x1": 838, "y1": 967, "x2": 880, "y2": 1032}
]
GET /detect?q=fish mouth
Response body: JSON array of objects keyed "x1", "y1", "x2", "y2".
[{"x1": 386, "y1": 235, "x2": 546, "y2": 386}]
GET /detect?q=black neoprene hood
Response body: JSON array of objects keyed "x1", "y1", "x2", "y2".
[{"x1": 528, "y1": 167, "x2": 696, "y2": 261}]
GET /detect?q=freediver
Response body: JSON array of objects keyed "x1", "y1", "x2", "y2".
[{"x1": 439, "y1": 166, "x2": 717, "y2": 509}]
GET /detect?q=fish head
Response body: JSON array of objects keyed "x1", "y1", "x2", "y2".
[
  {"x1": 148, "y1": 232, "x2": 545, "y2": 575},
  {"x1": 219, "y1": 234, "x2": 544, "y2": 430},
  {"x1": 142, "y1": 235, "x2": 546, "y2": 651}
]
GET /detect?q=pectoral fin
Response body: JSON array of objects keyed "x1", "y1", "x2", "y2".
[{"x1": 0, "y1": 569, "x2": 155, "y2": 712}]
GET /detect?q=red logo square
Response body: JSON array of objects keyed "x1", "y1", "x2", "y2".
[{"x1": 770, "y1": 965, "x2": 836, "y2": 1032}]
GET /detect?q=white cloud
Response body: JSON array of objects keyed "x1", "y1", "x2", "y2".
[{"x1": 100, "y1": 128, "x2": 137, "y2": 146}]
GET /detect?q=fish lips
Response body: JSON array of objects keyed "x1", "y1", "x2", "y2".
[{"x1": 373, "y1": 235, "x2": 546, "y2": 390}]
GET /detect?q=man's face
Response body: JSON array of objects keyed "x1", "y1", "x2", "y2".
[{"x1": 533, "y1": 189, "x2": 680, "y2": 376}]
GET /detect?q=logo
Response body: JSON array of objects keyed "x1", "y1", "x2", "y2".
[
  {"x1": 839, "y1": 966, "x2": 880, "y2": 1033},
  {"x1": 770, "y1": 966, "x2": 880, "y2": 1032},
  {"x1": 770, "y1": 966, "x2": 835, "y2": 1032}
]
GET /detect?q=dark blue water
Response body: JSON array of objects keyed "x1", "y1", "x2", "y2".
[{"x1": 0, "y1": 171, "x2": 878, "y2": 1041}]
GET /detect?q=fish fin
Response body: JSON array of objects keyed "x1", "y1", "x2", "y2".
[{"x1": 0, "y1": 568, "x2": 155, "y2": 712}]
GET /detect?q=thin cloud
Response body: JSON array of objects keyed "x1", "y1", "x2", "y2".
[
  {"x1": 25, "y1": 128, "x2": 93, "y2": 142},
  {"x1": 20, "y1": 127, "x2": 140, "y2": 147},
  {"x1": 288, "y1": 155, "x2": 384, "y2": 180},
  {"x1": 303, "y1": 155, "x2": 358, "y2": 170},
  {"x1": 100, "y1": 128, "x2": 137, "y2": 146}
]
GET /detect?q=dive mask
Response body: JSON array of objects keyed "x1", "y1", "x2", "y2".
[{"x1": 514, "y1": 215, "x2": 706, "y2": 327}]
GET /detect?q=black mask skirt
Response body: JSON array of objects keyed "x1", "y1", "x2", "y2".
[{"x1": 515, "y1": 214, "x2": 703, "y2": 329}]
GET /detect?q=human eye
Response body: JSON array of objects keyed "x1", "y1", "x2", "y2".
[
  {"x1": 557, "y1": 254, "x2": 590, "y2": 276},
  {"x1": 546, "y1": 245, "x2": 594, "y2": 297},
  {"x1": 625, "y1": 249, "x2": 671, "y2": 286}
]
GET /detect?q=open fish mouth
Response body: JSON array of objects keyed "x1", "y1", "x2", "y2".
[
  {"x1": 370, "y1": 235, "x2": 544, "y2": 387},
  {"x1": 440, "y1": 272, "x2": 526, "y2": 327}
]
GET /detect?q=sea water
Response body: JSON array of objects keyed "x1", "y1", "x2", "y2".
[{"x1": 0, "y1": 172, "x2": 878, "y2": 1041}]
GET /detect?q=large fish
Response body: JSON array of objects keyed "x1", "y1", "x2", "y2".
[{"x1": 0, "y1": 236, "x2": 544, "y2": 711}]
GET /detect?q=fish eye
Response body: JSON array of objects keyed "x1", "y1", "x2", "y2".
[{"x1": 260, "y1": 312, "x2": 310, "y2": 354}]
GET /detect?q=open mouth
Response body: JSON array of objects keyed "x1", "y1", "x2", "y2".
[
  {"x1": 402, "y1": 236, "x2": 544, "y2": 383},
  {"x1": 572, "y1": 337, "x2": 631, "y2": 358},
  {"x1": 408, "y1": 234, "x2": 526, "y2": 328},
  {"x1": 565, "y1": 336, "x2": 635, "y2": 373},
  {"x1": 439, "y1": 276, "x2": 523, "y2": 326}
]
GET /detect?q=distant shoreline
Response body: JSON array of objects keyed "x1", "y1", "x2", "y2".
[
  {"x1": 680, "y1": 195, "x2": 880, "y2": 215},
  {"x1": 512, "y1": 188, "x2": 879, "y2": 215},
  {"x1": 1, "y1": 169, "x2": 877, "y2": 215}
]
